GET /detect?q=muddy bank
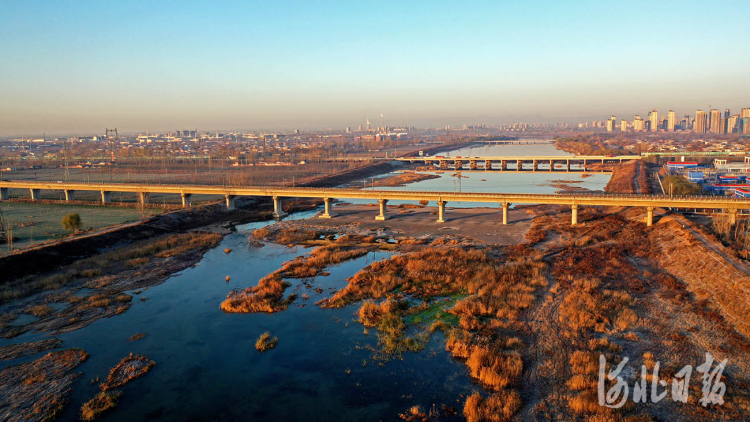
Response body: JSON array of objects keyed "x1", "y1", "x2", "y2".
[
  {"x1": 372, "y1": 171, "x2": 441, "y2": 187},
  {"x1": 0, "y1": 232, "x2": 223, "y2": 338}
]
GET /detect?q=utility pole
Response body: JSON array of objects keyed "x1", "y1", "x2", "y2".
[
  {"x1": 105, "y1": 128, "x2": 118, "y2": 183},
  {"x1": 63, "y1": 139, "x2": 70, "y2": 180}
]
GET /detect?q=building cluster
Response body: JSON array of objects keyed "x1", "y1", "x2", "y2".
[
  {"x1": 668, "y1": 157, "x2": 750, "y2": 197},
  {"x1": 582, "y1": 107, "x2": 750, "y2": 135}
]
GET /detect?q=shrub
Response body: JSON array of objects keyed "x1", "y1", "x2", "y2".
[
  {"x1": 463, "y1": 390, "x2": 521, "y2": 422},
  {"x1": 61, "y1": 213, "x2": 82, "y2": 231}
]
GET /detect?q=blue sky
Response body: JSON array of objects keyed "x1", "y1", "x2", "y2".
[{"x1": 1, "y1": 0, "x2": 748, "y2": 135}]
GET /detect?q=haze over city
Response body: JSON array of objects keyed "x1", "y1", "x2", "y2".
[{"x1": 2, "y1": 0, "x2": 749, "y2": 136}]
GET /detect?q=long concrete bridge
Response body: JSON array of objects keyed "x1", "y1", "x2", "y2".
[
  {"x1": 396, "y1": 155, "x2": 641, "y2": 171},
  {"x1": 1, "y1": 180, "x2": 747, "y2": 226}
]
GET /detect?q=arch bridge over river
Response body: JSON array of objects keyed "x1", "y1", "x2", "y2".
[{"x1": 0, "y1": 181, "x2": 747, "y2": 227}]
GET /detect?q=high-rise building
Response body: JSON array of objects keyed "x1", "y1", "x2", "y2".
[
  {"x1": 727, "y1": 115, "x2": 739, "y2": 134},
  {"x1": 695, "y1": 109, "x2": 708, "y2": 134},
  {"x1": 710, "y1": 109, "x2": 722, "y2": 134},
  {"x1": 683, "y1": 114, "x2": 691, "y2": 130},
  {"x1": 667, "y1": 110, "x2": 676, "y2": 132},
  {"x1": 743, "y1": 118, "x2": 750, "y2": 135},
  {"x1": 633, "y1": 115, "x2": 644, "y2": 132},
  {"x1": 606, "y1": 115, "x2": 616, "y2": 132},
  {"x1": 741, "y1": 108, "x2": 750, "y2": 119},
  {"x1": 620, "y1": 119, "x2": 627, "y2": 132},
  {"x1": 649, "y1": 110, "x2": 658, "y2": 132}
]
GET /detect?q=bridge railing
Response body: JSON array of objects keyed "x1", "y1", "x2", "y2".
[{"x1": 3, "y1": 181, "x2": 750, "y2": 203}]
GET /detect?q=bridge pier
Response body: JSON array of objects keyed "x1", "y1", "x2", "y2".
[
  {"x1": 571, "y1": 204, "x2": 579, "y2": 225},
  {"x1": 549, "y1": 159, "x2": 554, "y2": 171},
  {"x1": 485, "y1": 160, "x2": 492, "y2": 170},
  {"x1": 646, "y1": 206, "x2": 654, "y2": 226},
  {"x1": 532, "y1": 160, "x2": 538, "y2": 172},
  {"x1": 502, "y1": 202, "x2": 510, "y2": 225},
  {"x1": 516, "y1": 159, "x2": 523, "y2": 171},
  {"x1": 138, "y1": 192, "x2": 150, "y2": 206},
  {"x1": 437, "y1": 200, "x2": 447, "y2": 223},
  {"x1": 273, "y1": 196, "x2": 287, "y2": 218},
  {"x1": 375, "y1": 199, "x2": 388, "y2": 220},
  {"x1": 501, "y1": 160, "x2": 507, "y2": 171},
  {"x1": 181, "y1": 193, "x2": 192, "y2": 207},
  {"x1": 320, "y1": 197, "x2": 336, "y2": 218},
  {"x1": 566, "y1": 160, "x2": 571, "y2": 172},
  {"x1": 225, "y1": 195, "x2": 236, "y2": 210},
  {"x1": 101, "y1": 191, "x2": 111, "y2": 204},
  {"x1": 30, "y1": 188, "x2": 41, "y2": 201},
  {"x1": 454, "y1": 160, "x2": 463, "y2": 170},
  {"x1": 469, "y1": 160, "x2": 478, "y2": 171},
  {"x1": 64, "y1": 189, "x2": 76, "y2": 201},
  {"x1": 729, "y1": 208, "x2": 738, "y2": 225},
  {"x1": 0, "y1": 187, "x2": 8, "y2": 201},
  {"x1": 439, "y1": 160, "x2": 448, "y2": 170}
]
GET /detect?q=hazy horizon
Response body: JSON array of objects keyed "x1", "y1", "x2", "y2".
[{"x1": 2, "y1": 1, "x2": 749, "y2": 137}]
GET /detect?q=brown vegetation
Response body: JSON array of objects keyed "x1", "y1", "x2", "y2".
[
  {"x1": 221, "y1": 244, "x2": 374, "y2": 313},
  {"x1": 463, "y1": 390, "x2": 522, "y2": 422},
  {"x1": 101, "y1": 353, "x2": 156, "y2": 391},
  {"x1": 255, "y1": 331, "x2": 279, "y2": 352},
  {"x1": 0, "y1": 348, "x2": 89, "y2": 422},
  {"x1": 80, "y1": 391, "x2": 121, "y2": 421},
  {"x1": 0, "y1": 338, "x2": 62, "y2": 361}
]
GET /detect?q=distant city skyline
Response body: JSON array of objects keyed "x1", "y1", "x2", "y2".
[{"x1": 2, "y1": 1, "x2": 749, "y2": 136}]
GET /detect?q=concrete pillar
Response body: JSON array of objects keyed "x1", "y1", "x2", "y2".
[
  {"x1": 502, "y1": 202, "x2": 510, "y2": 225},
  {"x1": 533, "y1": 160, "x2": 538, "y2": 172},
  {"x1": 646, "y1": 206, "x2": 654, "y2": 227},
  {"x1": 375, "y1": 199, "x2": 388, "y2": 221},
  {"x1": 320, "y1": 197, "x2": 336, "y2": 218},
  {"x1": 30, "y1": 188, "x2": 41, "y2": 201},
  {"x1": 64, "y1": 190, "x2": 75, "y2": 201},
  {"x1": 550, "y1": 159, "x2": 554, "y2": 171},
  {"x1": 101, "y1": 191, "x2": 111, "y2": 203},
  {"x1": 0, "y1": 187, "x2": 8, "y2": 201},
  {"x1": 469, "y1": 160, "x2": 478, "y2": 170},
  {"x1": 138, "y1": 192, "x2": 149, "y2": 206},
  {"x1": 454, "y1": 160, "x2": 462, "y2": 170},
  {"x1": 566, "y1": 160, "x2": 571, "y2": 172},
  {"x1": 571, "y1": 204, "x2": 579, "y2": 225},
  {"x1": 583, "y1": 159, "x2": 587, "y2": 172},
  {"x1": 501, "y1": 160, "x2": 507, "y2": 171},
  {"x1": 485, "y1": 160, "x2": 492, "y2": 170},
  {"x1": 273, "y1": 196, "x2": 287, "y2": 218},
  {"x1": 225, "y1": 195, "x2": 236, "y2": 210},
  {"x1": 437, "y1": 200, "x2": 447, "y2": 223},
  {"x1": 181, "y1": 193, "x2": 192, "y2": 207},
  {"x1": 729, "y1": 209, "x2": 738, "y2": 225},
  {"x1": 516, "y1": 159, "x2": 522, "y2": 171}
]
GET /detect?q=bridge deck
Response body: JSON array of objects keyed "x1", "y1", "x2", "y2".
[
  {"x1": 395, "y1": 155, "x2": 641, "y2": 161},
  {"x1": 1, "y1": 181, "x2": 747, "y2": 209}
]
